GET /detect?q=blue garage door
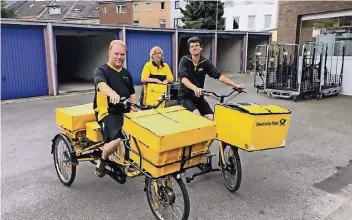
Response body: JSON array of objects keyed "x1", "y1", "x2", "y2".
[
  {"x1": 126, "y1": 31, "x2": 173, "y2": 85},
  {"x1": 1, "y1": 26, "x2": 48, "y2": 100}
]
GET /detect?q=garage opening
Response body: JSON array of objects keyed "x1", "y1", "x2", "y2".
[
  {"x1": 247, "y1": 35, "x2": 270, "y2": 73},
  {"x1": 54, "y1": 29, "x2": 117, "y2": 94},
  {"x1": 178, "y1": 35, "x2": 213, "y2": 63},
  {"x1": 216, "y1": 35, "x2": 244, "y2": 74}
]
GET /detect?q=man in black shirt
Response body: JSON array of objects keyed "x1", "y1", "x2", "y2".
[
  {"x1": 178, "y1": 36, "x2": 245, "y2": 120},
  {"x1": 93, "y1": 40, "x2": 137, "y2": 177}
]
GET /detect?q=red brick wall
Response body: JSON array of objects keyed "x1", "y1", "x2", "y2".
[
  {"x1": 99, "y1": 2, "x2": 133, "y2": 25},
  {"x1": 277, "y1": 1, "x2": 352, "y2": 44}
]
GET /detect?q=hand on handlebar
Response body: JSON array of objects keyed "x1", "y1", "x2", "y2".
[
  {"x1": 109, "y1": 91, "x2": 120, "y2": 104},
  {"x1": 233, "y1": 84, "x2": 246, "y2": 92},
  {"x1": 193, "y1": 87, "x2": 203, "y2": 97}
]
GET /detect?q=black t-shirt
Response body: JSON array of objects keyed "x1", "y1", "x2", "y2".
[
  {"x1": 93, "y1": 63, "x2": 135, "y2": 121},
  {"x1": 178, "y1": 55, "x2": 222, "y2": 100}
]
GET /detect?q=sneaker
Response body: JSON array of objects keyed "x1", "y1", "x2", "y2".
[{"x1": 95, "y1": 158, "x2": 107, "y2": 177}]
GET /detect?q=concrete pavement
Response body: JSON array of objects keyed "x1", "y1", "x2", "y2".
[{"x1": 2, "y1": 73, "x2": 352, "y2": 220}]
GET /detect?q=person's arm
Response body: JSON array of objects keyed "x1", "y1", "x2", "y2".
[
  {"x1": 205, "y1": 60, "x2": 245, "y2": 88},
  {"x1": 178, "y1": 57, "x2": 202, "y2": 96},
  {"x1": 127, "y1": 72, "x2": 137, "y2": 112},
  {"x1": 163, "y1": 63, "x2": 174, "y2": 84},
  {"x1": 141, "y1": 62, "x2": 162, "y2": 84},
  {"x1": 94, "y1": 67, "x2": 120, "y2": 104}
]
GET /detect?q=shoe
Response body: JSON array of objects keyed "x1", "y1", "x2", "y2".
[{"x1": 95, "y1": 158, "x2": 107, "y2": 177}]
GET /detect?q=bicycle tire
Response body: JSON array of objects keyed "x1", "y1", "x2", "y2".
[
  {"x1": 145, "y1": 175, "x2": 190, "y2": 220},
  {"x1": 220, "y1": 143, "x2": 242, "y2": 192}
]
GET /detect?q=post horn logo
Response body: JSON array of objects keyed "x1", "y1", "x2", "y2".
[{"x1": 280, "y1": 119, "x2": 286, "y2": 126}]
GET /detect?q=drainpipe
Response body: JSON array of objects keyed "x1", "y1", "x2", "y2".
[
  {"x1": 48, "y1": 22, "x2": 58, "y2": 96},
  {"x1": 175, "y1": 28, "x2": 178, "y2": 79},
  {"x1": 123, "y1": 25, "x2": 127, "y2": 69}
]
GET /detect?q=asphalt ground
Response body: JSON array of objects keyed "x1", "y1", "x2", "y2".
[{"x1": 2, "y1": 73, "x2": 352, "y2": 220}]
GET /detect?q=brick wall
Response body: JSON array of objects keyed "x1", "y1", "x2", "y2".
[
  {"x1": 99, "y1": 2, "x2": 133, "y2": 25},
  {"x1": 277, "y1": 1, "x2": 352, "y2": 44}
]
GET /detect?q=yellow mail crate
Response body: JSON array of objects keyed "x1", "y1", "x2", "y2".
[
  {"x1": 123, "y1": 105, "x2": 217, "y2": 177},
  {"x1": 143, "y1": 83, "x2": 168, "y2": 108},
  {"x1": 86, "y1": 121, "x2": 103, "y2": 143},
  {"x1": 55, "y1": 103, "x2": 96, "y2": 131},
  {"x1": 214, "y1": 103, "x2": 291, "y2": 152}
]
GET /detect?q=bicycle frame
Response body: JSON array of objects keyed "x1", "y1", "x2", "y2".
[{"x1": 184, "y1": 88, "x2": 246, "y2": 183}]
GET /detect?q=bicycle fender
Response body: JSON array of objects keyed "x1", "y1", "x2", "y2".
[{"x1": 51, "y1": 133, "x2": 76, "y2": 155}]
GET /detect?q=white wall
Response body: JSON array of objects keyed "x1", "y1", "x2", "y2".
[
  {"x1": 217, "y1": 37, "x2": 242, "y2": 73},
  {"x1": 170, "y1": 0, "x2": 187, "y2": 28},
  {"x1": 76, "y1": 35, "x2": 116, "y2": 81},
  {"x1": 223, "y1": 0, "x2": 278, "y2": 31},
  {"x1": 202, "y1": 38, "x2": 212, "y2": 60}
]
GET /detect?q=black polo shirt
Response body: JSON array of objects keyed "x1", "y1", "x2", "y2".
[
  {"x1": 93, "y1": 63, "x2": 135, "y2": 121},
  {"x1": 178, "y1": 55, "x2": 222, "y2": 100}
]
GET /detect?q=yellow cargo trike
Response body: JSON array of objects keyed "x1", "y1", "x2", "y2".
[{"x1": 51, "y1": 92, "x2": 218, "y2": 220}]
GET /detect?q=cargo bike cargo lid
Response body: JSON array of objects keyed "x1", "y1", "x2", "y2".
[
  {"x1": 218, "y1": 102, "x2": 291, "y2": 115},
  {"x1": 123, "y1": 106, "x2": 217, "y2": 153}
]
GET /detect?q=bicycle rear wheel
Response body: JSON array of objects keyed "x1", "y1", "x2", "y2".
[
  {"x1": 220, "y1": 143, "x2": 242, "y2": 192},
  {"x1": 145, "y1": 175, "x2": 190, "y2": 220}
]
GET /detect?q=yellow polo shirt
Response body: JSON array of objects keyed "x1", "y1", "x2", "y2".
[{"x1": 141, "y1": 61, "x2": 174, "y2": 82}]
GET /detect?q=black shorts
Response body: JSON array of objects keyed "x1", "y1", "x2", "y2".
[
  {"x1": 98, "y1": 114, "x2": 124, "y2": 143},
  {"x1": 177, "y1": 97, "x2": 213, "y2": 116}
]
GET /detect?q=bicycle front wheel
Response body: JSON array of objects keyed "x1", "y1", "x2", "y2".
[
  {"x1": 220, "y1": 143, "x2": 242, "y2": 192},
  {"x1": 145, "y1": 174, "x2": 190, "y2": 220}
]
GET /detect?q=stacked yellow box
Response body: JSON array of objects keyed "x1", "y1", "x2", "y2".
[{"x1": 124, "y1": 105, "x2": 217, "y2": 178}]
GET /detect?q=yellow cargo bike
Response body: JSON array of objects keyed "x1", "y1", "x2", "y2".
[
  {"x1": 142, "y1": 82, "x2": 292, "y2": 193},
  {"x1": 51, "y1": 91, "x2": 217, "y2": 220},
  {"x1": 51, "y1": 81, "x2": 291, "y2": 220}
]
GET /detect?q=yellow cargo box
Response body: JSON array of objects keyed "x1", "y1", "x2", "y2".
[
  {"x1": 214, "y1": 103, "x2": 291, "y2": 152},
  {"x1": 86, "y1": 121, "x2": 103, "y2": 143},
  {"x1": 55, "y1": 103, "x2": 96, "y2": 131},
  {"x1": 123, "y1": 105, "x2": 217, "y2": 177},
  {"x1": 143, "y1": 83, "x2": 168, "y2": 108}
]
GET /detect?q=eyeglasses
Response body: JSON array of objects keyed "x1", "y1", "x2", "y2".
[{"x1": 190, "y1": 45, "x2": 201, "y2": 49}]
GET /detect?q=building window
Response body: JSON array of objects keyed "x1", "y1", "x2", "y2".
[
  {"x1": 133, "y1": 3, "x2": 139, "y2": 12},
  {"x1": 233, "y1": 16, "x2": 239, "y2": 29},
  {"x1": 225, "y1": 0, "x2": 233, "y2": 7},
  {"x1": 48, "y1": 6, "x2": 62, "y2": 15},
  {"x1": 146, "y1": 2, "x2": 151, "y2": 11},
  {"x1": 174, "y1": 18, "x2": 181, "y2": 27},
  {"x1": 116, "y1": 5, "x2": 127, "y2": 13},
  {"x1": 161, "y1": 2, "x2": 165, "y2": 10},
  {"x1": 160, "y1": 19, "x2": 166, "y2": 28},
  {"x1": 102, "y1": 6, "x2": 107, "y2": 14},
  {"x1": 248, "y1": 15, "x2": 255, "y2": 30},
  {"x1": 264, "y1": 14, "x2": 272, "y2": 29},
  {"x1": 175, "y1": 1, "x2": 179, "y2": 9},
  {"x1": 133, "y1": 20, "x2": 139, "y2": 26}
]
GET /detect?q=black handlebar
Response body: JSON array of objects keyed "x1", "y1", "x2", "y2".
[
  {"x1": 120, "y1": 93, "x2": 170, "y2": 111},
  {"x1": 201, "y1": 87, "x2": 246, "y2": 103}
]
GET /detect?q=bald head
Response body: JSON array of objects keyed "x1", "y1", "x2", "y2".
[
  {"x1": 108, "y1": 40, "x2": 126, "y2": 69},
  {"x1": 109, "y1": 40, "x2": 127, "y2": 51}
]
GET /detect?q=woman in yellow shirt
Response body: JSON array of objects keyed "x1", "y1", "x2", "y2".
[{"x1": 139, "y1": 46, "x2": 174, "y2": 105}]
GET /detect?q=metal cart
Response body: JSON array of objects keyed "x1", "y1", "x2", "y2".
[
  {"x1": 264, "y1": 43, "x2": 300, "y2": 100},
  {"x1": 317, "y1": 41, "x2": 345, "y2": 99},
  {"x1": 254, "y1": 44, "x2": 269, "y2": 93}
]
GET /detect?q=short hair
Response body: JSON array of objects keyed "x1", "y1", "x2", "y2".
[
  {"x1": 109, "y1": 40, "x2": 127, "y2": 51},
  {"x1": 187, "y1": 36, "x2": 203, "y2": 48},
  {"x1": 149, "y1": 46, "x2": 164, "y2": 62}
]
